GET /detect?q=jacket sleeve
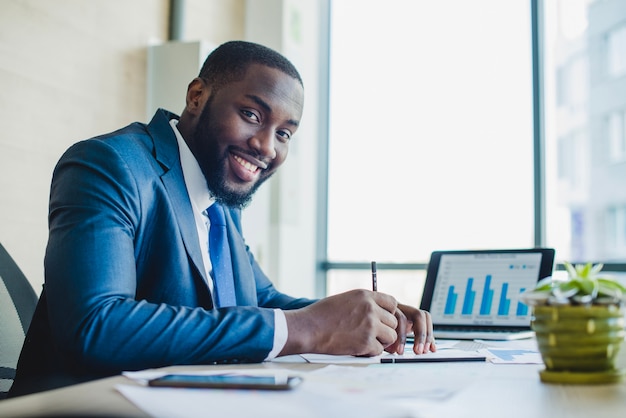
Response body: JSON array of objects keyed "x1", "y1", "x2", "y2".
[{"x1": 44, "y1": 138, "x2": 279, "y2": 375}]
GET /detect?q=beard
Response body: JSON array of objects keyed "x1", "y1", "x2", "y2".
[{"x1": 191, "y1": 100, "x2": 273, "y2": 209}]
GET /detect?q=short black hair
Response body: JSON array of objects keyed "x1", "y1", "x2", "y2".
[{"x1": 198, "y1": 40, "x2": 303, "y2": 92}]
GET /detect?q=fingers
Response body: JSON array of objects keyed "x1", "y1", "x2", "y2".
[
  {"x1": 384, "y1": 308, "x2": 408, "y2": 355},
  {"x1": 371, "y1": 295, "x2": 399, "y2": 351},
  {"x1": 365, "y1": 291, "x2": 398, "y2": 350},
  {"x1": 370, "y1": 296, "x2": 439, "y2": 356},
  {"x1": 410, "y1": 309, "x2": 436, "y2": 354}
]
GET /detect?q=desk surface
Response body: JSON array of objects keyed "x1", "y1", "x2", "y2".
[{"x1": 1, "y1": 352, "x2": 625, "y2": 418}]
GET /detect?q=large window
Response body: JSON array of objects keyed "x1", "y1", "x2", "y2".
[
  {"x1": 607, "y1": 22, "x2": 626, "y2": 78},
  {"x1": 324, "y1": 0, "x2": 626, "y2": 304},
  {"x1": 544, "y1": 0, "x2": 626, "y2": 264}
]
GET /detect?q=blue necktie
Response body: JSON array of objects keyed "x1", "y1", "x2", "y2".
[{"x1": 207, "y1": 204, "x2": 237, "y2": 307}]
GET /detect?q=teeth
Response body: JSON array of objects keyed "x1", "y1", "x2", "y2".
[{"x1": 233, "y1": 155, "x2": 258, "y2": 173}]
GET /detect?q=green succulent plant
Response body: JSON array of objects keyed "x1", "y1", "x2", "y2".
[{"x1": 521, "y1": 262, "x2": 626, "y2": 306}]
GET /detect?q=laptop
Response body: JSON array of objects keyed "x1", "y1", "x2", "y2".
[{"x1": 419, "y1": 248, "x2": 555, "y2": 340}]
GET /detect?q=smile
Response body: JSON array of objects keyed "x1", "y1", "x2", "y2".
[{"x1": 233, "y1": 154, "x2": 260, "y2": 174}]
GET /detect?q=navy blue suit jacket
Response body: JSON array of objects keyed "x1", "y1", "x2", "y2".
[{"x1": 10, "y1": 109, "x2": 314, "y2": 396}]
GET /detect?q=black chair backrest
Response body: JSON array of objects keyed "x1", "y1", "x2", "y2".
[{"x1": 0, "y1": 243, "x2": 38, "y2": 400}]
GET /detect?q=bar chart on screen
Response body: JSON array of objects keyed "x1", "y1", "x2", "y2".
[
  {"x1": 431, "y1": 253, "x2": 542, "y2": 321},
  {"x1": 442, "y1": 273, "x2": 529, "y2": 317}
]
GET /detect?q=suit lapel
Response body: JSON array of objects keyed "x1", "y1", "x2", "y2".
[{"x1": 147, "y1": 110, "x2": 209, "y2": 287}]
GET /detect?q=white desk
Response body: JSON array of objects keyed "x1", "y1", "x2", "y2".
[{"x1": 1, "y1": 349, "x2": 625, "y2": 418}]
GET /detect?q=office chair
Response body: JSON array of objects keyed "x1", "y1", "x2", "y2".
[{"x1": 0, "y1": 243, "x2": 38, "y2": 400}]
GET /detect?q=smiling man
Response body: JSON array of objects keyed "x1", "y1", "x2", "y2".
[{"x1": 9, "y1": 41, "x2": 435, "y2": 397}]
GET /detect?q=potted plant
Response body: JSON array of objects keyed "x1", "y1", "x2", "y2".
[{"x1": 521, "y1": 262, "x2": 626, "y2": 384}]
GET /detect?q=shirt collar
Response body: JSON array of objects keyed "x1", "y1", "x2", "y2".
[{"x1": 169, "y1": 119, "x2": 214, "y2": 213}]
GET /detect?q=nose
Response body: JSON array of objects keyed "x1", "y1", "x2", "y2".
[{"x1": 248, "y1": 128, "x2": 277, "y2": 160}]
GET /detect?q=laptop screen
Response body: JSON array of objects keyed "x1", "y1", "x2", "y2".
[{"x1": 421, "y1": 249, "x2": 555, "y2": 328}]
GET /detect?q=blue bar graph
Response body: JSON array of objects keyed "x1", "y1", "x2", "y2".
[
  {"x1": 444, "y1": 286, "x2": 458, "y2": 315},
  {"x1": 479, "y1": 275, "x2": 494, "y2": 315},
  {"x1": 516, "y1": 287, "x2": 528, "y2": 315},
  {"x1": 498, "y1": 283, "x2": 511, "y2": 316},
  {"x1": 442, "y1": 276, "x2": 530, "y2": 317},
  {"x1": 462, "y1": 278, "x2": 476, "y2": 315}
]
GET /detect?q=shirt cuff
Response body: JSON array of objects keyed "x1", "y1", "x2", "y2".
[{"x1": 264, "y1": 309, "x2": 288, "y2": 360}]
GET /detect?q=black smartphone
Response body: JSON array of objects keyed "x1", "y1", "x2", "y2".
[{"x1": 148, "y1": 373, "x2": 302, "y2": 390}]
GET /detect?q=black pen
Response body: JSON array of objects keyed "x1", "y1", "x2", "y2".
[
  {"x1": 371, "y1": 261, "x2": 377, "y2": 292},
  {"x1": 380, "y1": 356, "x2": 486, "y2": 364}
]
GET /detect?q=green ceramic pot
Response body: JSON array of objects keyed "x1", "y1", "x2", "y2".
[{"x1": 532, "y1": 304, "x2": 626, "y2": 384}]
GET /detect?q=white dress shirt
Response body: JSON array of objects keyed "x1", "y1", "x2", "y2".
[{"x1": 169, "y1": 119, "x2": 287, "y2": 360}]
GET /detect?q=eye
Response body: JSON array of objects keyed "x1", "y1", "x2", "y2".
[
  {"x1": 241, "y1": 109, "x2": 260, "y2": 123},
  {"x1": 276, "y1": 129, "x2": 292, "y2": 143}
]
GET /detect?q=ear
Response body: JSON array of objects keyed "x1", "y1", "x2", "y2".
[{"x1": 185, "y1": 78, "x2": 209, "y2": 116}]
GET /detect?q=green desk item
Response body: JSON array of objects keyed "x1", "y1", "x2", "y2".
[
  {"x1": 532, "y1": 304, "x2": 625, "y2": 384},
  {"x1": 522, "y1": 262, "x2": 626, "y2": 384}
]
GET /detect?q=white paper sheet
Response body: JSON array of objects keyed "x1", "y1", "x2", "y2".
[{"x1": 118, "y1": 363, "x2": 486, "y2": 418}]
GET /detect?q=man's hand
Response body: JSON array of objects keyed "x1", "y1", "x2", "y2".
[
  {"x1": 280, "y1": 289, "x2": 400, "y2": 357},
  {"x1": 386, "y1": 303, "x2": 436, "y2": 355}
]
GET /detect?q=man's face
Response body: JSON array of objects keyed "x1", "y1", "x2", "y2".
[{"x1": 190, "y1": 64, "x2": 304, "y2": 208}]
